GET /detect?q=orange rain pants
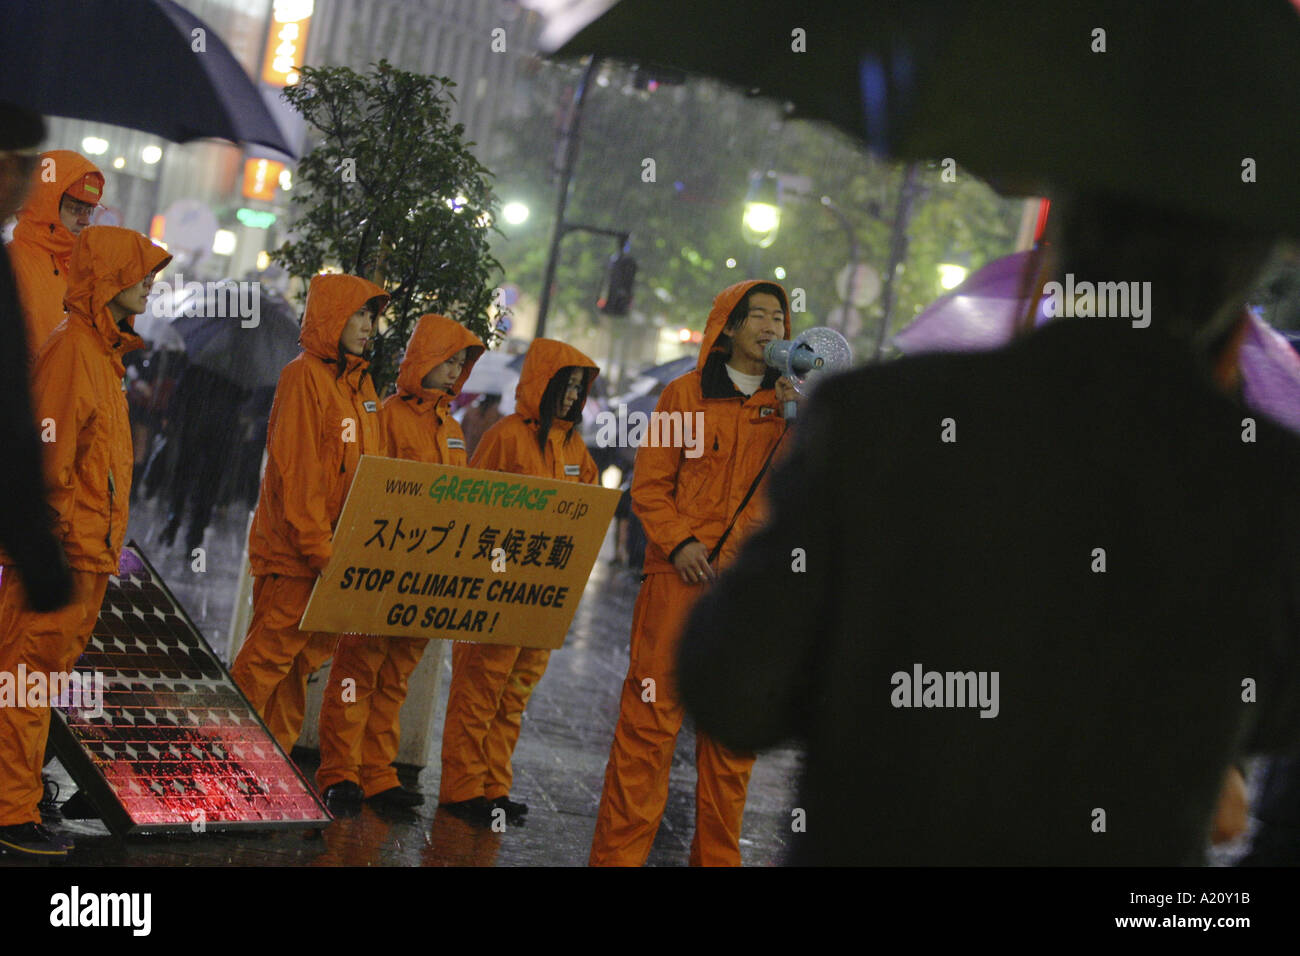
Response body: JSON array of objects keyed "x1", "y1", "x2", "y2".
[
  {"x1": 589, "y1": 572, "x2": 755, "y2": 866},
  {"x1": 438, "y1": 642, "x2": 551, "y2": 803},
  {"x1": 317, "y1": 635, "x2": 428, "y2": 795},
  {"x1": 0, "y1": 568, "x2": 109, "y2": 826},
  {"x1": 230, "y1": 575, "x2": 337, "y2": 754}
]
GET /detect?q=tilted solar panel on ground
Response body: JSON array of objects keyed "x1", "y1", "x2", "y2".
[{"x1": 49, "y1": 543, "x2": 331, "y2": 834}]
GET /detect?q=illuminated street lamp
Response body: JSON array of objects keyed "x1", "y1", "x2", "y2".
[
  {"x1": 502, "y1": 201, "x2": 530, "y2": 225},
  {"x1": 938, "y1": 263, "x2": 970, "y2": 290},
  {"x1": 741, "y1": 171, "x2": 781, "y2": 249}
]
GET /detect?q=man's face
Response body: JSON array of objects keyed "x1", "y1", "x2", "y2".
[
  {"x1": 727, "y1": 291, "x2": 786, "y2": 365},
  {"x1": 557, "y1": 368, "x2": 584, "y2": 417},
  {"x1": 59, "y1": 193, "x2": 96, "y2": 235},
  {"x1": 422, "y1": 348, "x2": 468, "y2": 391},
  {"x1": 340, "y1": 307, "x2": 374, "y2": 355},
  {"x1": 111, "y1": 269, "x2": 159, "y2": 318}
]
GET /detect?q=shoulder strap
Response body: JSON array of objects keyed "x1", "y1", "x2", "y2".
[{"x1": 707, "y1": 425, "x2": 788, "y2": 565}]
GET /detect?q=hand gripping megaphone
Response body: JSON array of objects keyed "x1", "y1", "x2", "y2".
[{"x1": 763, "y1": 327, "x2": 853, "y2": 420}]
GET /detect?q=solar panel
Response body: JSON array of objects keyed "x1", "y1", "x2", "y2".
[{"x1": 48, "y1": 543, "x2": 331, "y2": 835}]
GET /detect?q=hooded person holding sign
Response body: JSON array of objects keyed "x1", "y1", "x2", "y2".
[
  {"x1": 315, "y1": 314, "x2": 484, "y2": 811},
  {"x1": 231, "y1": 273, "x2": 390, "y2": 767},
  {"x1": 589, "y1": 280, "x2": 796, "y2": 866},
  {"x1": 439, "y1": 338, "x2": 600, "y2": 827}
]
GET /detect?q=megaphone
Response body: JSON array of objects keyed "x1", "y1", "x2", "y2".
[{"x1": 763, "y1": 327, "x2": 853, "y2": 420}]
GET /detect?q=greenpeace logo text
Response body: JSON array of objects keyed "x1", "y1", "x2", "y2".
[
  {"x1": 149, "y1": 274, "x2": 261, "y2": 328},
  {"x1": 1042, "y1": 273, "x2": 1151, "y2": 328},
  {"x1": 50, "y1": 886, "x2": 151, "y2": 936},
  {"x1": 593, "y1": 405, "x2": 705, "y2": 459},
  {"x1": 890, "y1": 663, "x2": 1000, "y2": 718},
  {"x1": 0, "y1": 667, "x2": 103, "y2": 719}
]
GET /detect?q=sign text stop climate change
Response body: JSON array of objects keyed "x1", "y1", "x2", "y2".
[{"x1": 301, "y1": 456, "x2": 620, "y2": 650}]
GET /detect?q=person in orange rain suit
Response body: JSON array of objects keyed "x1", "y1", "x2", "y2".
[
  {"x1": 6, "y1": 150, "x2": 104, "y2": 356},
  {"x1": 230, "y1": 274, "x2": 390, "y2": 766},
  {"x1": 589, "y1": 280, "x2": 797, "y2": 866},
  {"x1": 315, "y1": 313, "x2": 485, "y2": 811},
  {"x1": 439, "y1": 338, "x2": 601, "y2": 827},
  {"x1": 0, "y1": 226, "x2": 170, "y2": 859}
]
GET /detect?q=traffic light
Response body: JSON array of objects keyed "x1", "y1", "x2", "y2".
[{"x1": 600, "y1": 252, "x2": 637, "y2": 316}]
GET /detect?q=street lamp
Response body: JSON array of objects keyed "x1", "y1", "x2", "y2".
[
  {"x1": 742, "y1": 171, "x2": 781, "y2": 250},
  {"x1": 938, "y1": 263, "x2": 969, "y2": 290},
  {"x1": 502, "y1": 201, "x2": 530, "y2": 226}
]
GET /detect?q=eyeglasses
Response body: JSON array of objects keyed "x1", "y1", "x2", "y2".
[{"x1": 62, "y1": 196, "x2": 97, "y2": 219}]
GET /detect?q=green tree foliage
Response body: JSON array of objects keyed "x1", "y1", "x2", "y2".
[
  {"x1": 274, "y1": 60, "x2": 503, "y2": 392},
  {"x1": 491, "y1": 59, "x2": 1025, "y2": 363}
]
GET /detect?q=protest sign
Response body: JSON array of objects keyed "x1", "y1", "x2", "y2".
[{"x1": 300, "y1": 456, "x2": 620, "y2": 649}]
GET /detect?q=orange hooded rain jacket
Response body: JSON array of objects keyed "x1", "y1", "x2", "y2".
[
  {"x1": 384, "y1": 314, "x2": 485, "y2": 465},
  {"x1": 635, "y1": 280, "x2": 791, "y2": 575},
  {"x1": 471, "y1": 339, "x2": 600, "y2": 482},
  {"x1": 20, "y1": 226, "x2": 168, "y2": 572},
  {"x1": 247, "y1": 274, "x2": 390, "y2": 579},
  {"x1": 7, "y1": 151, "x2": 104, "y2": 355},
  {"x1": 0, "y1": 226, "x2": 167, "y2": 829}
]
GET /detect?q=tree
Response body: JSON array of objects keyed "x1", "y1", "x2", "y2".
[
  {"x1": 489, "y1": 59, "x2": 1024, "y2": 364},
  {"x1": 273, "y1": 60, "x2": 503, "y2": 393}
]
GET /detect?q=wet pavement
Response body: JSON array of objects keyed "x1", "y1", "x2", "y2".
[{"x1": 23, "y1": 493, "x2": 802, "y2": 867}]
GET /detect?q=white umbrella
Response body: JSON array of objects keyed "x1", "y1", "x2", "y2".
[{"x1": 461, "y1": 352, "x2": 521, "y2": 410}]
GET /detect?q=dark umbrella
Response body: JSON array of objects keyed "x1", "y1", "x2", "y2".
[
  {"x1": 634, "y1": 355, "x2": 696, "y2": 386},
  {"x1": 553, "y1": 0, "x2": 1300, "y2": 236},
  {"x1": 0, "y1": 0, "x2": 294, "y2": 155},
  {"x1": 172, "y1": 285, "x2": 301, "y2": 390}
]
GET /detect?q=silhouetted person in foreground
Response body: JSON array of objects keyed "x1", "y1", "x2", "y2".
[
  {"x1": 678, "y1": 192, "x2": 1300, "y2": 865},
  {"x1": 0, "y1": 102, "x2": 72, "y2": 614}
]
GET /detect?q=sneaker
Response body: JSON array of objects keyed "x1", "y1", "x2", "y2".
[
  {"x1": 321, "y1": 781, "x2": 365, "y2": 813},
  {"x1": 366, "y1": 786, "x2": 424, "y2": 809},
  {"x1": 492, "y1": 795, "x2": 528, "y2": 825},
  {"x1": 0, "y1": 822, "x2": 74, "y2": 859},
  {"x1": 438, "y1": 796, "x2": 496, "y2": 828},
  {"x1": 38, "y1": 777, "x2": 62, "y2": 824}
]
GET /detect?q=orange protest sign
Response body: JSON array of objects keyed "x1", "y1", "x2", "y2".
[{"x1": 300, "y1": 456, "x2": 620, "y2": 650}]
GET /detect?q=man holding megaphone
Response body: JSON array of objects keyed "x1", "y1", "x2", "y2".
[{"x1": 590, "y1": 280, "x2": 801, "y2": 866}]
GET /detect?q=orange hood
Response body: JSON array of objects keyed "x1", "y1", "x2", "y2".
[
  {"x1": 65, "y1": 226, "x2": 170, "y2": 354},
  {"x1": 11, "y1": 150, "x2": 104, "y2": 264},
  {"x1": 299, "y1": 273, "x2": 390, "y2": 361},
  {"x1": 395, "y1": 313, "x2": 486, "y2": 405},
  {"x1": 699, "y1": 280, "x2": 792, "y2": 371},
  {"x1": 515, "y1": 338, "x2": 599, "y2": 422}
]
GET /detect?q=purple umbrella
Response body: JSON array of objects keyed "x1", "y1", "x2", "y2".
[
  {"x1": 892, "y1": 250, "x2": 1049, "y2": 354},
  {"x1": 1239, "y1": 309, "x2": 1300, "y2": 434},
  {"x1": 896, "y1": 251, "x2": 1300, "y2": 435}
]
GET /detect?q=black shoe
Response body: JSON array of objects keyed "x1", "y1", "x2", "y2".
[
  {"x1": 366, "y1": 786, "x2": 424, "y2": 809},
  {"x1": 38, "y1": 777, "x2": 62, "y2": 824},
  {"x1": 322, "y1": 781, "x2": 365, "y2": 813},
  {"x1": 0, "y1": 822, "x2": 74, "y2": 859},
  {"x1": 492, "y1": 795, "x2": 528, "y2": 825},
  {"x1": 439, "y1": 796, "x2": 496, "y2": 828}
]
